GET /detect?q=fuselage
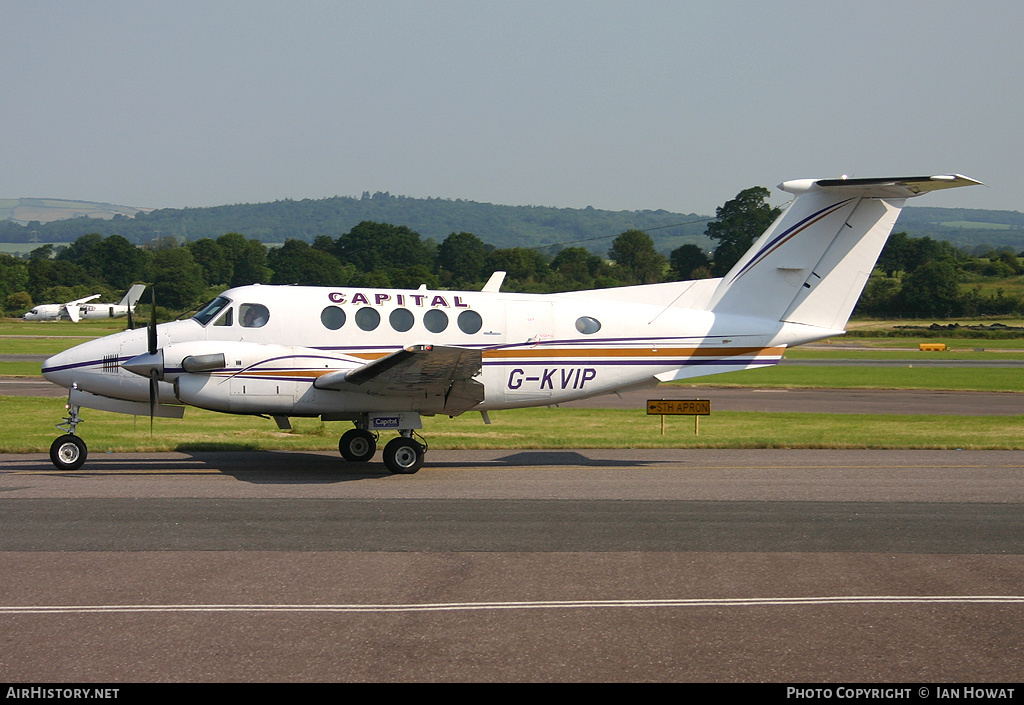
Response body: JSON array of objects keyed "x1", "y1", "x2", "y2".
[
  {"x1": 41, "y1": 282, "x2": 827, "y2": 418},
  {"x1": 25, "y1": 303, "x2": 133, "y2": 321}
]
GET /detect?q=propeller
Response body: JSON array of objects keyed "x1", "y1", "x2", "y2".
[
  {"x1": 148, "y1": 286, "x2": 158, "y2": 433},
  {"x1": 148, "y1": 286, "x2": 158, "y2": 355},
  {"x1": 119, "y1": 285, "x2": 166, "y2": 435}
]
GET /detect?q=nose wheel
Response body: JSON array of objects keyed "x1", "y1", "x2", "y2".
[{"x1": 49, "y1": 434, "x2": 87, "y2": 471}]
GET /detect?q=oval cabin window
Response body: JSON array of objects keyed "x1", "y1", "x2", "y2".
[{"x1": 575, "y1": 316, "x2": 601, "y2": 334}]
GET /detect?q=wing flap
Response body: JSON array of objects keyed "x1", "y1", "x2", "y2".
[{"x1": 314, "y1": 345, "x2": 484, "y2": 414}]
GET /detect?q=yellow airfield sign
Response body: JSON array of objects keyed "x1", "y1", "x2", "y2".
[{"x1": 647, "y1": 399, "x2": 711, "y2": 416}]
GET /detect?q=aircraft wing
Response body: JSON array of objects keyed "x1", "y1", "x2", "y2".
[
  {"x1": 63, "y1": 295, "x2": 101, "y2": 322},
  {"x1": 314, "y1": 344, "x2": 484, "y2": 414}
]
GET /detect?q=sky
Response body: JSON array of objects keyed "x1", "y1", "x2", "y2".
[{"x1": 2, "y1": 0, "x2": 1021, "y2": 216}]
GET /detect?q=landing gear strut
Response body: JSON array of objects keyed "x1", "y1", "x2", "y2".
[{"x1": 50, "y1": 402, "x2": 87, "y2": 471}]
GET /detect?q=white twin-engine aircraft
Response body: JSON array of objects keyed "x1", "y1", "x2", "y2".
[
  {"x1": 25, "y1": 284, "x2": 146, "y2": 322},
  {"x1": 41, "y1": 175, "x2": 981, "y2": 473}
]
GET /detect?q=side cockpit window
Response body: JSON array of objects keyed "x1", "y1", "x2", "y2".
[
  {"x1": 193, "y1": 296, "x2": 231, "y2": 326},
  {"x1": 213, "y1": 308, "x2": 233, "y2": 326},
  {"x1": 240, "y1": 303, "x2": 270, "y2": 328}
]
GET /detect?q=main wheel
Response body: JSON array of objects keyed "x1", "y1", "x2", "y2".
[
  {"x1": 49, "y1": 434, "x2": 87, "y2": 471},
  {"x1": 382, "y1": 437, "x2": 424, "y2": 474},
  {"x1": 339, "y1": 429, "x2": 376, "y2": 462}
]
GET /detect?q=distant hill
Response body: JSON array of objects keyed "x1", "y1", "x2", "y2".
[
  {"x1": 893, "y1": 206, "x2": 1024, "y2": 253},
  {"x1": 0, "y1": 192, "x2": 713, "y2": 255},
  {"x1": 0, "y1": 198, "x2": 152, "y2": 225},
  {"x1": 2, "y1": 193, "x2": 1022, "y2": 255}
]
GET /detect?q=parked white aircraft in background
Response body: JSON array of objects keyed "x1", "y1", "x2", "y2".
[
  {"x1": 41, "y1": 175, "x2": 981, "y2": 472},
  {"x1": 25, "y1": 284, "x2": 146, "y2": 322}
]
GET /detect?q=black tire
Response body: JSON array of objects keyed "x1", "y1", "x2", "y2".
[
  {"x1": 49, "y1": 435, "x2": 87, "y2": 471},
  {"x1": 382, "y1": 437, "x2": 424, "y2": 474},
  {"x1": 339, "y1": 429, "x2": 376, "y2": 462}
]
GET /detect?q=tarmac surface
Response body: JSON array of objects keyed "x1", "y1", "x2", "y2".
[
  {"x1": 1, "y1": 448, "x2": 1023, "y2": 682},
  {"x1": 2, "y1": 357, "x2": 1022, "y2": 682}
]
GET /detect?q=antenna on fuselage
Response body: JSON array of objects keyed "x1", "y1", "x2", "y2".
[{"x1": 482, "y1": 271, "x2": 506, "y2": 293}]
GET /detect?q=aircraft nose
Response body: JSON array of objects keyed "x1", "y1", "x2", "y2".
[{"x1": 41, "y1": 348, "x2": 77, "y2": 389}]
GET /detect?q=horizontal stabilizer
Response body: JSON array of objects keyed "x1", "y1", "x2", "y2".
[{"x1": 794, "y1": 174, "x2": 983, "y2": 197}]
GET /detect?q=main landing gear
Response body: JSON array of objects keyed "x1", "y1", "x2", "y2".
[
  {"x1": 339, "y1": 428, "x2": 377, "y2": 462},
  {"x1": 338, "y1": 414, "x2": 426, "y2": 474},
  {"x1": 49, "y1": 403, "x2": 87, "y2": 471},
  {"x1": 382, "y1": 435, "x2": 425, "y2": 474}
]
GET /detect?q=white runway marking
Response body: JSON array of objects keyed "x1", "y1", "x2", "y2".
[{"x1": 3, "y1": 595, "x2": 1024, "y2": 615}]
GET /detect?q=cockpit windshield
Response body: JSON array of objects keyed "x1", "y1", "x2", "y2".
[{"x1": 192, "y1": 296, "x2": 232, "y2": 326}]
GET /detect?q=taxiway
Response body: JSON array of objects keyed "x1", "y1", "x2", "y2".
[{"x1": 1, "y1": 448, "x2": 1022, "y2": 682}]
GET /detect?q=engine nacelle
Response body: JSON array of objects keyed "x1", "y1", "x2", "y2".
[{"x1": 166, "y1": 341, "x2": 358, "y2": 414}]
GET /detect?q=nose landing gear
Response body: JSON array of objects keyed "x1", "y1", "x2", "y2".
[{"x1": 50, "y1": 402, "x2": 87, "y2": 471}]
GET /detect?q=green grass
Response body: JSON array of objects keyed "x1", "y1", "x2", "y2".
[
  {"x1": 941, "y1": 221, "x2": 1013, "y2": 229},
  {"x1": 0, "y1": 319, "x2": 132, "y2": 376},
  {"x1": 0, "y1": 362, "x2": 44, "y2": 376},
  {"x1": 681, "y1": 365, "x2": 1023, "y2": 392},
  {"x1": 0, "y1": 319, "x2": 126, "y2": 337},
  {"x1": 0, "y1": 337, "x2": 90, "y2": 355},
  {"x1": 783, "y1": 347, "x2": 1024, "y2": 360},
  {"x1": 846, "y1": 318, "x2": 1024, "y2": 333},
  {"x1": 2, "y1": 397, "x2": 1023, "y2": 453}
]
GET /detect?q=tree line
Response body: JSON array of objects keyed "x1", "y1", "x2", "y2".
[{"x1": 2, "y1": 187, "x2": 1023, "y2": 319}]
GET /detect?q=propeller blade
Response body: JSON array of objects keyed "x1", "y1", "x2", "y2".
[
  {"x1": 148, "y1": 286, "x2": 157, "y2": 355},
  {"x1": 149, "y1": 370, "x2": 159, "y2": 436},
  {"x1": 147, "y1": 285, "x2": 158, "y2": 434}
]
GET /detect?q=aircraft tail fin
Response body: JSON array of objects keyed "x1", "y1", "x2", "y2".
[
  {"x1": 120, "y1": 284, "x2": 147, "y2": 308},
  {"x1": 706, "y1": 175, "x2": 982, "y2": 330}
]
